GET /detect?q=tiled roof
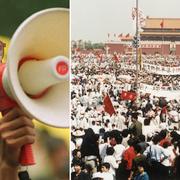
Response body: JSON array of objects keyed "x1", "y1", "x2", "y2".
[{"x1": 144, "y1": 18, "x2": 180, "y2": 29}]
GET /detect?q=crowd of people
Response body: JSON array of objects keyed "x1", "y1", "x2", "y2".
[
  {"x1": 72, "y1": 53, "x2": 180, "y2": 91},
  {"x1": 143, "y1": 55, "x2": 180, "y2": 67},
  {"x1": 71, "y1": 51, "x2": 180, "y2": 180}
]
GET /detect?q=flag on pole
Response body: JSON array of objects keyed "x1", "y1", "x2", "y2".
[
  {"x1": 126, "y1": 33, "x2": 130, "y2": 37},
  {"x1": 132, "y1": 7, "x2": 145, "y2": 29},
  {"x1": 118, "y1": 33, "x2": 123, "y2": 39},
  {"x1": 120, "y1": 91, "x2": 137, "y2": 101},
  {"x1": 113, "y1": 53, "x2": 119, "y2": 62},
  {"x1": 139, "y1": 11, "x2": 146, "y2": 28},
  {"x1": 96, "y1": 52, "x2": 103, "y2": 61},
  {"x1": 132, "y1": 7, "x2": 136, "y2": 20},
  {"x1": 103, "y1": 94, "x2": 115, "y2": 116},
  {"x1": 160, "y1": 20, "x2": 164, "y2": 28}
]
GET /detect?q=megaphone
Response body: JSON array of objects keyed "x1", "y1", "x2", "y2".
[{"x1": 0, "y1": 8, "x2": 69, "y2": 165}]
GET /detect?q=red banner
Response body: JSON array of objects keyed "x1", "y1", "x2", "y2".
[
  {"x1": 120, "y1": 91, "x2": 137, "y2": 101},
  {"x1": 103, "y1": 94, "x2": 115, "y2": 116},
  {"x1": 113, "y1": 54, "x2": 119, "y2": 62}
]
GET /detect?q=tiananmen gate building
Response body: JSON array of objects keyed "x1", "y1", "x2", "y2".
[{"x1": 105, "y1": 17, "x2": 180, "y2": 56}]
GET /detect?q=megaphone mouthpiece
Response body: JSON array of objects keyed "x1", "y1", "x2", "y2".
[{"x1": 18, "y1": 55, "x2": 69, "y2": 96}]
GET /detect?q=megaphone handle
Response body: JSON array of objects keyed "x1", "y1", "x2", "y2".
[
  {"x1": 0, "y1": 63, "x2": 35, "y2": 166},
  {"x1": 20, "y1": 144, "x2": 35, "y2": 166}
]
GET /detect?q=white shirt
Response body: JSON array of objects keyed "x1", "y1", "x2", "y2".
[
  {"x1": 91, "y1": 124, "x2": 100, "y2": 134},
  {"x1": 116, "y1": 115, "x2": 126, "y2": 130},
  {"x1": 113, "y1": 144, "x2": 125, "y2": 161},
  {"x1": 104, "y1": 155, "x2": 118, "y2": 176},
  {"x1": 101, "y1": 172, "x2": 114, "y2": 180},
  {"x1": 161, "y1": 147, "x2": 172, "y2": 167},
  {"x1": 99, "y1": 143, "x2": 108, "y2": 162},
  {"x1": 71, "y1": 141, "x2": 76, "y2": 161},
  {"x1": 122, "y1": 136, "x2": 130, "y2": 148}
]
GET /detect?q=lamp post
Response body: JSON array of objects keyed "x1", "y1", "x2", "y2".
[{"x1": 135, "y1": 0, "x2": 139, "y2": 91}]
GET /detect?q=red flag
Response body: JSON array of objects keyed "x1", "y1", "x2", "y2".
[
  {"x1": 120, "y1": 91, "x2": 137, "y2": 101},
  {"x1": 160, "y1": 20, "x2": 164, "y2": 28},
  {"x1": 113, "y1": 54, "x2": 119, "y2": 62},
  {"x1": 103, "y1": 94, "x2": 115, "y2": 116},
  {"x1": 96, "y1": 52, "x2": 102, "y2": 61},
  {"x1": 118, "y1": 33, "x2": 123, "y2": 39},
  {"x1": 126, "y1": 33, "x2": 130, "y2": 37}
]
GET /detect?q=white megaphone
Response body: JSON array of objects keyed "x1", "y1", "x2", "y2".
[{"x1": 0, "y1": 8, "x2": 69, "y2": 166}]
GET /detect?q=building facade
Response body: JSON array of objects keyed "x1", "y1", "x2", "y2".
[{"x1": 105, "y1": 17, "x2": 180, "y2": 56}]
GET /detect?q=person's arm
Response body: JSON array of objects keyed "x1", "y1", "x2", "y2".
[
  {"x1": 128, "y1": 171, "x2": 134, "y2": 180},
  {"x1": 128, "y1": 158, "x2": 136, "y2": 180},
  {"x1": 143, "y1": 145, "x2": 150, "y2": 157},
  {"x1": 0, "y1": 161, "x2": 19, "y2": 180},
  {"x1": 0, "y1": 108, "x2": 35, "y2": 180}
]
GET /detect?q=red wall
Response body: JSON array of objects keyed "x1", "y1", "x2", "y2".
[
  {"x1": 106, "y1": 44, "x2": 126, "y2": 54},
  {"x1": 106, "y1": 43, "x2": 172, "y2": 55}
]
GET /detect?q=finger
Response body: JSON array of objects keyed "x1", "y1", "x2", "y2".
[
  {"x1": 0, "y1": 116, "x2": 34, "y2": 132},
  {"x1": 5, "y1": 135, "x2": 35, "y2": 149},
  {"x1": 1, "y1": 108, "x2": 26, "y2": 123},
  {"x1": 1, "y1": 108, "x2": 15, "y2": 117},
  {"x1": 1, "y1": 126, "x2": 35, "y2": 140}
]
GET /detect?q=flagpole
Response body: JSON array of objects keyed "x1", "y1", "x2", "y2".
[
  {"x1": 162, "y1": 28, "x2": 164, "y2": 56},
  {"x1": 160, "y1": 20, "x2": 164, "y2": 55},
  {"x1": 135, "y1": 0, "x2": 139, "y2": 92}
]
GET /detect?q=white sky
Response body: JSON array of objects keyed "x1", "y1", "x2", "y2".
[{"x1": 71, "y1": 0, "x2": 180, "y2": 42}]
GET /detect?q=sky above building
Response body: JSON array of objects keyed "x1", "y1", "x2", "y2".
[{"x1": 71, "y1": 0, "x2": 180, "y2": 43}]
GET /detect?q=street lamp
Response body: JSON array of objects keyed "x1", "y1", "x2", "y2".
[{"x1": 135, "y1": 0, "x2": 139, "y2": 91}]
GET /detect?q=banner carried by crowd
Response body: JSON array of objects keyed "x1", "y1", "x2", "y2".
[
  {"x1": 143, "y1": 63, "x2": 180, "y2": 75},
  {"x1": 120, "y1": 63, "x2": 180, "y2": 75}
]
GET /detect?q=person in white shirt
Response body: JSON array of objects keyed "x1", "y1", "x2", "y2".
[
  {"x1": 99, "y1": 141, "x2": 109, "y2": 163},
  {"x1": 101, "y1": 162, "x2": 113, "y2": 180},
  {"x1": 113, "y1": 135, "x2": 125, "y2": 163},
  {"x1": 121, "y1": 129, "x2": 130, "y2": 148},
  {"x1": 144, "y1": 135, "x2": 167, "y2": 163},
  {"x1": 92, "y1": 172, "x2": 103, "y2": 180},
  {"x1": 104, "y1": 147, "x2": 118, "y2": 178},
  {"x1": 143, "y1": 134, "x2": 168, "y2": 179},
  {"x1": 116, "y1": 112, "x2": 127, "y2": 130},
  {"x1": 161, "y1": 141, "x2": 173, "y2": 178},
  {"x1": 91, "y1": 121, "x2": 101, "y2": 134}
]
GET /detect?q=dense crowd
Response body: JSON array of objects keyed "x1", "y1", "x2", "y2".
[
  {"x1": 71, "y1": 51, "x2": 180, "y2": 180},
  {"x1": 72, "y1": 53, "x2": 180, "y2": 91}
]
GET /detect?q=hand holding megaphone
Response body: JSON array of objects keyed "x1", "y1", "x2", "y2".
[
  {"x1": 0, "y1": 8, "x2": 69, "y2": 166},
  {"x1": 0, "y1": 108, "x2": 35, "y2": 168}
]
